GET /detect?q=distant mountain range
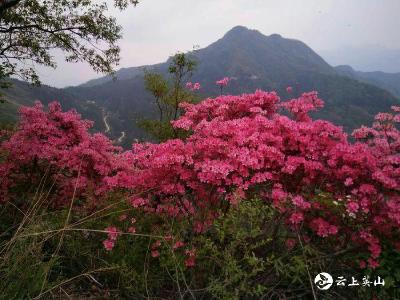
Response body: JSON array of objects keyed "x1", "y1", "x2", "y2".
[
  {"x1": 1, "y1": 26, "x2": 399, "y2": 147},
  {"x1": 334, "y1": 65, "x2": 400, "y2": 98},
  {"x1": 320, "y1": 45, "x2": 400, "y2": 73}
]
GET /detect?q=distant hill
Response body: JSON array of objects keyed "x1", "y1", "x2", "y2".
[
  {"x1": 2, "y1": 26, "x2": 399, "y2": 147},
  {"x1": 79, "y1": 65, "x2": 151, "y2": 88},
  {"x1": 320, "y1": 45, "x2": 400, "y2": 73},
  {"x1": 335, "y1": 65, "x2": 400, "y2": 98},
  {"x1": 0, "y1": 79, "x2": 105, "y2": 133}
]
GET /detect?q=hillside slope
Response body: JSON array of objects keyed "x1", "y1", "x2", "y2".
[{"x1": 0, "y1": 79, "x2": 105, "y2": 132}]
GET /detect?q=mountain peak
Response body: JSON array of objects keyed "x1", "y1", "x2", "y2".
[
  {"x1": 269, "y1": 33, "x2": 282, "y2": 39},
  {"x1": 225, "y1": 25, "x2": 251, "y2": 34},
  {"x1": 224, "y1": 26, "x2": 283, "y2": 41},
  {"x1": 223, "y1": 25, "x2": 262, "y2": 39},
  {"x1": 206, "y1": 26, "x2": 334, "y2": 77}
]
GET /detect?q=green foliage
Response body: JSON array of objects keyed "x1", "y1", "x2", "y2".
[
  {"x1": 0, "y1": 185, "x2": 191, "y2": 298},
  {"x1": 140, "y1": 52, "x2": 199, "y2": 141},
  {"x1": 191, "y1": 199, "x2": 309, "y2": 299},
  {"x1": 0, "y1": 0, "x2": 139, "y2": 88},
  {"x1": 195, "y1": 200, "x2": 275, "y2": 299},
  {"x1": 1, "y1": 191, "x2": 399, "y2": 298},
  {"x1": 138, "y1": 118, "x2": 176, "y2": 142},
  {"x1": 192, "y1": 198, "x2": 400, "y2": 299}
]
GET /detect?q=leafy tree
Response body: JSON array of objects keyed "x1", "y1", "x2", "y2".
[
  {"x1": 168, "y1": 52, "x2": 197, "y2": 120},
  {"x1": 140, "y1": 51, "x2": 199, "y2": 141},
  {"x1": 0, "y1": 0, "x2": 139, "y2": 89}
]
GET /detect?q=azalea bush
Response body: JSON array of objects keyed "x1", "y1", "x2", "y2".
[
  {"x1": 108, "y1": 90, "x2": 399, "y2": 270},
  {"x1": 0, "y1": 101, "x2": 121, "y2": 208},
  {"x1": 0, "y1": 88, "x2": 399, "y2": 298}
]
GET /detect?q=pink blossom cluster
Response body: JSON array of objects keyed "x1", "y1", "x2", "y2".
[
  {"x1": 106, "y1": 91, "x2": 399, "y2": 267},
  {"x1": 184, "y1": 248, "x2": 196, "y2": 267},
  {"x1": 0, "y1": 101, "x2": 122, "y2": 206},
  {"x1": 216, "y1": 77, "x2": 229, "y2": 87},
  {"x1": 103, "y1": 226, "x2": 120, "y2": 251},
  {"x1": 185, "y1": 82, "x2": 201, "y2": 91},
  {"x1": 144, "y1": 236, "x2": 193, "y2": 263},
  {"x1": 151, "y1": 239, "x2": 161, "y2": 257}
]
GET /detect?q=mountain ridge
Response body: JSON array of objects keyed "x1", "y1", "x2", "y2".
[
  {"x1": 335, "y1": 65, "x2": 400, "y2": 97},
  {"x1": 1, "y1": 26, "x2": 399, "y2": 147},
  {"x1": 80, "y1": 26, "x2": 335, "y2": 88}
]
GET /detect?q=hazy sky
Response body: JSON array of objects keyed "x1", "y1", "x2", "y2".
[{"x1": 38, "y1": 0, "x2": 400, "y2": 87}]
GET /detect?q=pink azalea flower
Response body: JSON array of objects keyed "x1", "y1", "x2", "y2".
[
  {"x1": 292, "y1": 195, "x2": 311, "y2": 210},
  {"x1": 289, "y1": 212, "x2": 304, "y2": 224},
  {"x1": 184, "y1": 248, "x2": 196, "y2": 267},
  {"x1": 184, "y1": 256, "x2": 196, "y2": 267},
  {"x1": 103, "y1": 239, "x2": 114, "y2": 251},
  {"x1": 192, "y1": 82, "x2": 201, "y2": 90},
  {"x1": 367, "y1": 258, "x2": 379, "y2": 269},
  {"x1": 216, "y1": 77, "x2": 230, "y2": 87},
  {"x1": 344, "y1": 177, "x2": 353, "y2": 186},
  {"x1": 130, "y1": 197, "x2": 146, "y2": 208},
  {"x1": 346, "y1": 202, "x2": 359, "y2": 214},
  {"x1": 173, "y1": 241, "x2": 185, "y2": 250},
  {"x1": 286, "y1": 238, "x2": 296, "y2": 250},
  {"x1": 310, "y1": 218, "x2": 338, "y2": 237},
  {"x1": 105, "y1": 226, "x2": 119, "y2": 241},
  {"x1": 151, "y1": 250, "x2": 160, "y2": 258},
  {"x1": 186, "y1": 82, "x2": 201, "y2": 91}
]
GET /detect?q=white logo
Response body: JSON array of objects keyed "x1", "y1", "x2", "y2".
[{"x1": 314, "y1": 272, "x2": 333, "y2": 290}]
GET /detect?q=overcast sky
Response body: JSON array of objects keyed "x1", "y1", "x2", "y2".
[{"x1": 38, "y1": 0, "x2": 400, "y2": 87}]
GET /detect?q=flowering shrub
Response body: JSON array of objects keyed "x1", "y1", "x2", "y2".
[
  {"x1": 0, "y1": 101, "x2": 121, "y2": 206},
  {"x1": 107, "y1": 90, "x2": 399, "y2": 268},
  {"x1": 1, "y1": 89, "x2": 399, "y2": 270}
]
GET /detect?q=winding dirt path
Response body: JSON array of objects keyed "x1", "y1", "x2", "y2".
[
  {"x1": 116, "y1": 131, "x2": 126, "y2": 143},
  {"x1": 102, "y1": 109, "x2": 111, "y2": 133}
]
